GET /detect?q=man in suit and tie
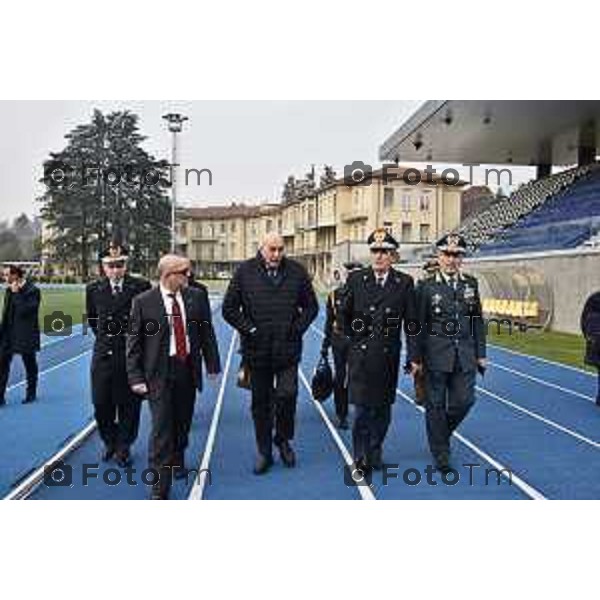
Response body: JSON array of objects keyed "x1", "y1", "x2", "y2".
[
  {"x1": 127, "y1": 254, "x2": 221, "y2": 500},
  {"x1": 86, "y1": 244, "x2": 151, "y2": 466},
  {"x1": 222, "y1": 232, "x2": 318, "y2": 475}
]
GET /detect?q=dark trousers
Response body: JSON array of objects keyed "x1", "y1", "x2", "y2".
[
  {"x1": 0, "y1": 351, "x2": 38, "y2": 400},
  {"x1": 250, "y1": 364, "x2": 298, "y2": 457},
  {"x1": 596, "y1": 367, "x2": 600, "y2": 403},
  {"x1": 352, "y1": 404, "x2": 392, "y2": 461},
  {"x1": 94, "y1": 400, "x2": 141, "y2": 453},
  {"x1": 332, "y1": 341, "x2": 349, "y2": 420},
  {"x1": 148, "y1": 357, "x2": 196, "y2": 496},
  {"x1": 424, "y1": 368, "x2": 476, "y2": 457},
  {"x1": 92, "y1": 361, "x2": 141, "y2": 453}
]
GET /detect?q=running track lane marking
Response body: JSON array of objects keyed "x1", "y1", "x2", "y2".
[
  {"x1": 309, "y1": 324, "x2": 546, "y2": 499},
  {"x1": 188, "y1": 329, "x2": 238, "y2": 500},
  {"x1": 7, "y1": 349, "x2": 91, "y2": 392},
  {"x1": 489, "y1": 342, "x2": 595, "y2": 378},
  {"x1": 297, "y1": 368, "x2": 376, "y2": 501},
  {"x1": 476, "y1": 385, "x2": 600, "y2": 449},
  {"x1": 488, "y1": 360, "x2": 596, "y2": 402},
  {"x1": 4, "y1": 420, "x2": 97, "y2": 500},
  {"x1": 395, "y1": 388, "x2": 547, "y2": 500}
]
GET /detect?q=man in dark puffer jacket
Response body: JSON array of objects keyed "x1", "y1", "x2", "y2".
[{"x1": 223, "y1": 232, "x2": 318, "y2": 474}]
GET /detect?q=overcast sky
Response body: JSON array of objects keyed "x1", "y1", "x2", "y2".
[{"x1": 0, "y1": 100, "x2": 535, "y2": 222}]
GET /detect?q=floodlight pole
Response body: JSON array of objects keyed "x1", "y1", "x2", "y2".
[{"x1": 162, "y1": 113, "x2": 188, "y2": 252}]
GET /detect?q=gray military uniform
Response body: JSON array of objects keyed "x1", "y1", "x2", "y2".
[{"x1": 414, "y1": 270, "x2": 486, "y2": 459}]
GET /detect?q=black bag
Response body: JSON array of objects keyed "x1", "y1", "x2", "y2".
[
  {"x1": 311, "y1": 356, "x2": 333, "y2": 402},
  {"x1": 237, "y1": 359, "x2": 251, "y2": 390}
]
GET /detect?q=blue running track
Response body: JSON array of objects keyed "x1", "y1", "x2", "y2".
[{"x1": 1, "y1": 299, "x2": 598, "y2": 500}]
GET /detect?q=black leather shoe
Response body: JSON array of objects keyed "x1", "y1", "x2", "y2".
[
  {"x1": 253, "y1": 454, "x2": 274, "y2": 475},
  {"x1": 173, "y1": 465, "x2": 188, "y2": 480},
  {"x1": 434, "y1": 451, "x2": 451, "y2": 474},
  {"x1": 115, "y1": 450, "x2": 132, "y2": 468},
  {"x1": 0, "y1": 398, "x2": 6, "y2": 407},
  {"x1": 150, "y1": 487, "x2": 168, "y2": 500},
  {"x1": 336, "y1": 416, "x2": 349, "y2": 430},
  {"x1": 22, "y1": 395, "x2": 37, "y2": 404},
  {"x1": 278, "y1": 442, "x2": 296, "y2": 468},
  {"x1": 369, "y1": 448, "x2": 383, "y2": 471},
  {"x1": 101, "y1": 447, "x2": 115, "y2": 462}
]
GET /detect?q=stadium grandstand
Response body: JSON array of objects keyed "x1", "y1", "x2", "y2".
[{"x1": 380, "y1": 100, "x2": 600, "y2": 333}]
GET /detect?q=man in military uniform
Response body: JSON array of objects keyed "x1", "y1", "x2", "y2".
[
  {"x1": 342, "y1": 229, "x2": 419, "y2": 470},
  {"x1": 320, "y1": 261, "x2": 362, "y2": 429},
  {"x1": 414, "y1": 233, "x2": 486, "y2": 472},
  {"x1": 86, "y1": 244, "x2": 151, "y2": 467}
]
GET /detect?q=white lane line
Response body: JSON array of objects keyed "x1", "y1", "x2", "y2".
[
  {"x1": 7, "y1": 350, "x2": 91, "y2": 392},
  {"x1": 489, "y1": 342, "x2": 596, "y2": 378},
  {"x1": 298, "y1": 369, "x2": 376, "y2": 501},
  {"x1": 4, "y1": 420, "x2": 97, "y2": 500},
  {"x1": 489, "y1": 360, "x2": 596, "y2": 402},
  {"x1": 476, "y1": 385, "x2": 600, "y2": 449},
  {"x1": 396, "y1": 388, "x2": 547, "y2": 501},
  {"x1": 310, "y1": 323, "x2": 545, "y2": 499},
  {"x1": 188, "y1": 330, "x2": 238, "y2": 500}
]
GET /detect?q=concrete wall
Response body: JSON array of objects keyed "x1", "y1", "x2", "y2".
[{"x1": 401, "y1": 248, "x2": 600, "y2": 334}]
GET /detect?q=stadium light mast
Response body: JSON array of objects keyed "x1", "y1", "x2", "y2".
[{"x1": 162, "y1": 112, "x2": 188, "y2": 252}]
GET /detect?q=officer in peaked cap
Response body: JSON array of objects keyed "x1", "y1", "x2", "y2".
[
  {"x1": 340, "y1": 228, "x2": 419, "y2": 472},
  {"x1": 413, "y1": 232, "x2": 486, "y2": 472},
  {"x1": 86, "y1": 243, "x2": 151, "y2": 467},
  {"x1": 321, "y1": 261, "x2": 363, "y2": 429}
]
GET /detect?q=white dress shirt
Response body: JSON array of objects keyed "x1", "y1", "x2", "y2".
[
  {"x1": 159, "y1": 285, "x2": 190, "y2": 356},
  {"x1": 374, "y1": 270, "x2": 390, "y2": 287}
]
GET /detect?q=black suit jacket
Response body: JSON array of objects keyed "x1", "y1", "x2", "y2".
[
  {"x1": 0, "y1": 280, "x2": 41, "y2": 354},
  {"x1": 126, "y1": 285, "x2": 221, "y2": 398},
  {"x1": 86, "y1": 274, "x2": 151, "y2": 366}
]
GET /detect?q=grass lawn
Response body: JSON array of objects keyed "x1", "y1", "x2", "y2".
[{"x1": 488, "y1": 324, "x2": 594, "y2": 373}]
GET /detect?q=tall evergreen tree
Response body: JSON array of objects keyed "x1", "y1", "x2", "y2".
[{"x1": 39, "y1": 110, "x2": 172, "y2": 278}]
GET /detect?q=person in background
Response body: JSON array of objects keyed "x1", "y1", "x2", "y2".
[
  {"x1": 86, "y1": 244, "x2": 151, "y2": 467},
  {"x1": 0, "y1": 265, "x2": 41, "y2": 406},
  {"x1": 581, "y1": 290, "x2": 600, "y2": 407},
  {"x1": 320, "y1": 262, "x2": 363, "y2": 429}
]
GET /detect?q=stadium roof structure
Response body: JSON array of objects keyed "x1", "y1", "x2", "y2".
[{"x1": 379, "y1": 100, "x2": 600, "y2": 167}]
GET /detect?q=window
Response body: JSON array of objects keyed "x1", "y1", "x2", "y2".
[
  {"x1": 419, "y1": 195, "x2": 430, "y2": 211},
  {"x1": 384, "y1": 187, "x2": 394, "y2": 210},
  {"x1": 401, "y1": 222, "x2": 412, "y2": 242},
  {"x1": 231, "y1": 222, "x2": 236, "y2": 233},
  {"x1": 402, "y1": 194, "x2": 411, "y2": 212},
  {"x1": 383, "y1": 221, "x2": 393, "y2": 235},
  {"x1": 266, "y1": 219, "x2": 273, "y2": 232},
  {"x1": 220, "y1": 223, "x2": 226, "y2": 234},
  {"x1": 419, "y1": 223, "x2": 430, "y2": 242}
]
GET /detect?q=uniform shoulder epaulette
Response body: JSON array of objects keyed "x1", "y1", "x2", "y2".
[{"x1": 86, "y1": 279, "x2": 101, "y2": 291}]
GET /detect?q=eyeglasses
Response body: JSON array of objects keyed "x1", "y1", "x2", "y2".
[
  {"x1": 105, "y1": 261, "x2": 126, "y2": 269},
  {"x1": 169, "y1": 269, "x2": 189, "y2": 276},
  {"x1": 370, "y1": 248, "x2": 390, "y2": 255},
  {"x1": 442, "y1": 251, "x2": 462, "y2": 258}
]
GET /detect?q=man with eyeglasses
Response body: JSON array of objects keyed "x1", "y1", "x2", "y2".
[
  {"x1": 341, "y1": 228, "x2": 419, "y2": 472},
  {"x1": 413, "y1": 233, "x2": 486, "y2": 473},
  {"x1": 127, "y1": 254, "x2": 221, "y2": 499},
  {"x1": 86, "y1": 244, "x2": 151, "y2": 468},
  {"x1": 222, "y1": 232, "x2": 318, "y2": 475}
]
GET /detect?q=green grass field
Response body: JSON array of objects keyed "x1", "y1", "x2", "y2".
[
  {"x1": 488, "y1": 324, "x2": 593, "y2": 372},
  {"x1": 0, "y1": 285, "x2": 593, "y2": 373}
]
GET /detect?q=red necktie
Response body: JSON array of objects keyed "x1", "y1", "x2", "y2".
[{"x1": 169, "y1": 293, "x2": 188, "y2": 359}]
